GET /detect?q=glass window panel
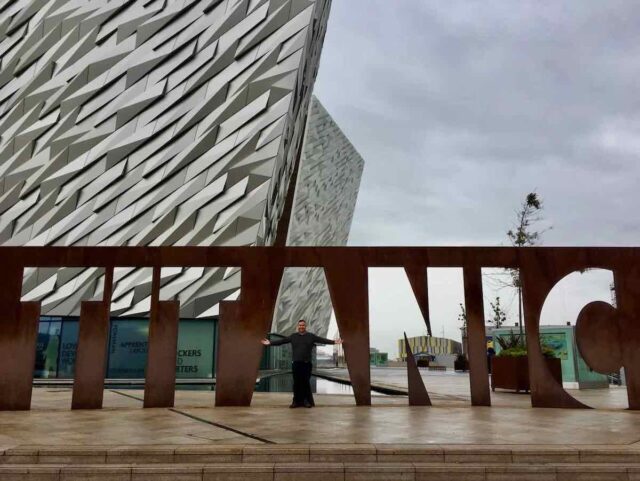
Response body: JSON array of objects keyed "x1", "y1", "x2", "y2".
[
  {"x1": 107, "y1": 319, "x2": 149, "y2": 379},
  {"x1": 176, "y1": 320, "x2": 215, "y2": 379},
  {"x1": 58, "y1": 319, "x2": 79, "y2": 378},
  {"x1": 34, "y1": 319, "x2": 62, "y2": 378}
]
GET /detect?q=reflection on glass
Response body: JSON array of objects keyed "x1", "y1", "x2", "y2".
[
  {"x1": 107, "y1": 319, "x2": 149, "y2": 378},
  {"x1": 176, "y1": 320, "x2": 215, "y2": 379},
  {"x1": 107, "y1": 318, "x2": 217, "y2": 379},
  {"x1": 34, "y1": 320, "x2": 61, "y2": 378},
  {"x1": 255, "y1": 374, "x2": 387, "y2": 396},
  {"x1": 36, "y1": 317, "x2": 217, "y2": 383},
  {"x1": 58, "y1": 320, "x2": 79, "y2": 378}
]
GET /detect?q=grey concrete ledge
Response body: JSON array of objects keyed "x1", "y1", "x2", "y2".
[
  {"x1": 2, "y1": 462, "x2": 640, "y2": 481},
  {"x1": 1, "y1": 444, "x2": 640, "y2": 465}
]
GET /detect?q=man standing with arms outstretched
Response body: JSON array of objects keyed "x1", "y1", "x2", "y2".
[{"x1": 261, "y1": 319, "x2": 342, "y2": 408}]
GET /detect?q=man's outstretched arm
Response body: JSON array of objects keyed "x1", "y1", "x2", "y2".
[
  {"x1": 312, "y1": 334, "x2": 342, "y2": 345},
  {"x1": 261, "y1": 335, "x2": 291, "y2": 346}
]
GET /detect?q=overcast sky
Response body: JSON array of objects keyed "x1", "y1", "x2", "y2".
[{"x1": 312, "y1": 1, "x2": 640, "y2": 357}]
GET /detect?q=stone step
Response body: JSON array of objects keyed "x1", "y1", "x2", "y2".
[
  {"x1": 0, "y1": 462, "x2": 639, "y2": 481},
  {"x1": 1, "y1": 444, "x2": 639, "y2": 465}
]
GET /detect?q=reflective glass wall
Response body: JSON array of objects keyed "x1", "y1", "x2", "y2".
[
  {"x1": 33, "y1": 317, "x2": 218, "y2": 380},
  {"x1": 34, "y1": 317, "x2": 62, "y2": 378}
]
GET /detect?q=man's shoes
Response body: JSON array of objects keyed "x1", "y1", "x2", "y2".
[
  {"x1": 303, "y1": 400, "x2": 312, "y2": 408},
  {"x1": 289, "y1": 402, "x2": 299, "y2": 408}
]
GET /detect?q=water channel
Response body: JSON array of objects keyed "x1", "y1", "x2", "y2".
[{"x1": 255, "y1": 373, "x2": 389, "y2": 396}]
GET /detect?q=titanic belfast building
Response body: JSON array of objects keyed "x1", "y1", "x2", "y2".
[{"x1": 0, "y1": 0, "x2": 363, "y2": 379}]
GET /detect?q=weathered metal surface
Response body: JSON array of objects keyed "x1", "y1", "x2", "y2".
[
  {"x1": 576, "y1": 301, "x2": 623, "y2": 374},
  {"x1": 520, "y1": 250, "x2": 590, "y2": 409},
  {"x1": 0, "y1": 264, "x2": 29, "y2": 410},
  {"x1": 0, "y1": 246, "x2": 638, "y2": 410},
  {"x1": 144, "y1": 267, "x2": 180, "y2": 408},
  {"x1": 404, "y1": 333, "x2": 432, "y2": 406},
  {"x1": 463, "y1": 266, "x2": 491, "y2": 407},
  {"x1": 613, "y1": 267, "x2": 640, "y2": 409},
  {"x1": 583, "y1": 268, "x2": 640, "y2": 410},
  {"x1": 324, "y1": 255, "x2": 371, "y2": 406},
  {"x1": 72, "y1": 302, "x2": 111, "y2": 409},
  {"x1": 404, "y1": 266, "x2": 431, "y2": 336},
  {"x1": 0, "y1": 299, "x2": 40, "y2": 411},
  {"x1": 144, "y1": 301, "x2": 180, "y2": 408},
  {"x1": 71, "y1": 268, "x2": 113, "y2": 410},
  {"x1": 215, "y1": 252, "x2": 285, "y2": 406}
]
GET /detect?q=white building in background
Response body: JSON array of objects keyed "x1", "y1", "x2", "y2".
[
  {"x1": 0, "y1": 0, "x2": 347, "y2": 320},
  {"x1": 272, "y1": 96, "x2": 364, "y2": 337}
]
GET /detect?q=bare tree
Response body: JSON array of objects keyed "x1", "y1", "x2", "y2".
[
  {"x1": 507, "y1": 192, "x2": 547, "y2": 335},
  {"x1": 488, "y1": 296, "x2": 507, "y2": 329},
  {"x1": 458, "y1": 302, "x2": 468, "y2": 353},
  {"x1": 507, "y1": 192, "x2": 544, "y2": 247},
  {"x1": 458, "y1": 302, "x2": 467, "y2": 329}
]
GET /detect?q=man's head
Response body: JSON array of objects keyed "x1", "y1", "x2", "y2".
[{"x1": 297, "y1": 319, "x2": 307, "y2": 333}]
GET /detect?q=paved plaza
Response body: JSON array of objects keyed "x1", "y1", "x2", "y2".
[
  {"x1": 1, "y1": 369, "x2": 637, "y2": 450},
  {"x1": 319, "y1": 368, "x2": 632, "y2": 410}
]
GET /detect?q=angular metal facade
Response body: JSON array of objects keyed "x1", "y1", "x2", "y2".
[
  {"x1": 0, "y1": 0, "x2": 332, "y2": 318},
  {"x1": 273, "y1": 96, "x2": 364, "y2": 338}
]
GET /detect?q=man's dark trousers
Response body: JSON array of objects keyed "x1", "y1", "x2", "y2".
[{"x1": 292, "y1": 361, "x2": 313, "y2": 406}]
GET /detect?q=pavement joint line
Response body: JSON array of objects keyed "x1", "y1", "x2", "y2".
[
  {"x1": 110, "y1": 390, "x2": 144, "y2": 402},
  {"x1": 110, "y1": 390, "x2": 275, "y2": 444},
  {"x1": 168, "y1": 408, "x2": 275, "y2": 444},
  {"x1": 186, "y1": 433, "x2": 230, "y2": 443}
]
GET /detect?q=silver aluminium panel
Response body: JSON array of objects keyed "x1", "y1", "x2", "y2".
[{"x1": 0, "y1": 0, "x2": 332, "y2": 318}]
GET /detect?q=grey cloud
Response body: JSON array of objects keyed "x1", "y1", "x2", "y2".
[
  {"x1": 315, "y1": 0, "x2": 640, "y2": 248},
  {"x1": 314, "y1": 1, "x2": 640, "y2": 354}
]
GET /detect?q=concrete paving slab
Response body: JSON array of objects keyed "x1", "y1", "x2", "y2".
[{"x1": 0, "y1": 387, "x2": 638, "y2": 450}]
